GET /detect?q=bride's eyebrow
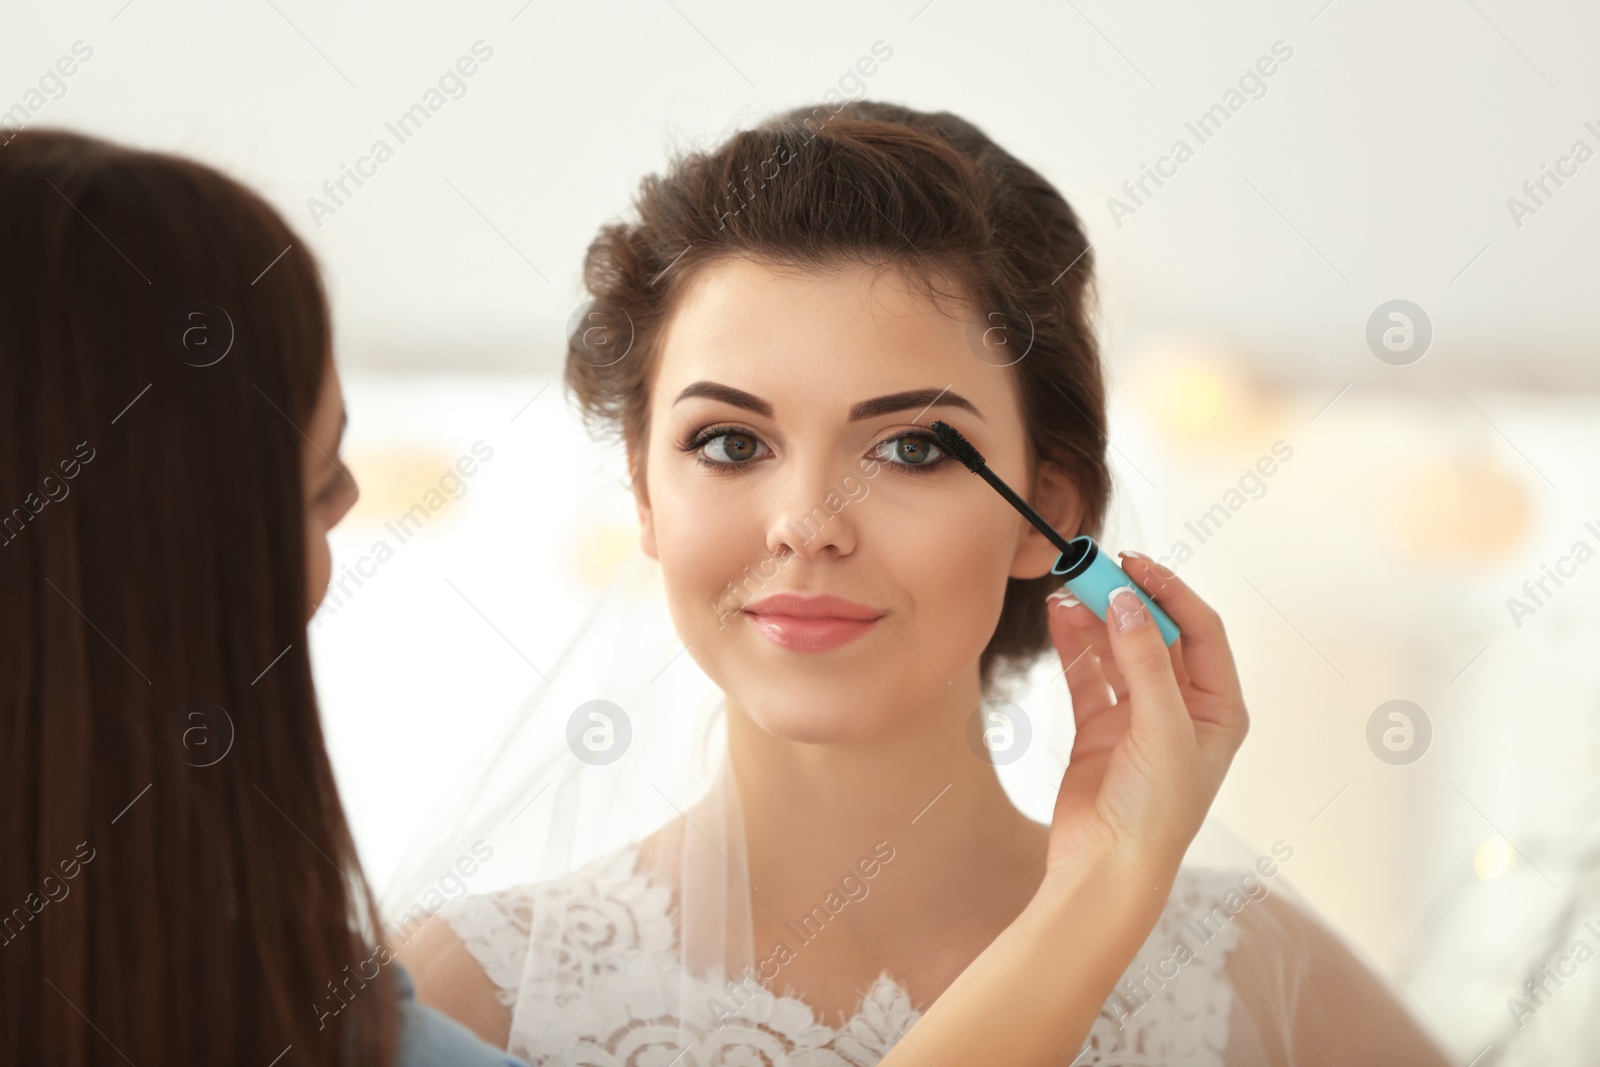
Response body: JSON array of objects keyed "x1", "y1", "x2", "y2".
[{"x1": 672, "y1": 381, "x2": 986, "y2": 422}]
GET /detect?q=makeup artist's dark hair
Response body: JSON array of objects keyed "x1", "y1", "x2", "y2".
[
  {"x1": 564, "y1": 101, "x2": 1111, "y2": 693},
  {"x1": 0, "y1": 129, "x2": 397, "y2": 1065}
]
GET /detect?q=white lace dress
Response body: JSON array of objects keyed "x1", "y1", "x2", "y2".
[{"x1": 439, "y1": 842, "x2": 1249, "y2": 1066}]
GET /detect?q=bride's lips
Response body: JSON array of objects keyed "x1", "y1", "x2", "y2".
[{"x1": 742, "y1": 593, "x2": 884, "y2": 653}]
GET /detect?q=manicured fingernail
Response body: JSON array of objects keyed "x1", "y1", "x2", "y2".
[
  {"x1": 1121, "y1": 549, "x2": 1174, "y2": 582},
  {"x1": 1047, "y1": 588, "x2": 1080, "y2": 610},
  {"x1": 1108, "y1": 585, "x2": 1147, "y2": 632}
]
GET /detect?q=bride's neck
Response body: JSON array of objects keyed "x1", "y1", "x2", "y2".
[{"x1": 725, "y1": 678, "x2": 1046, "y2": 922}]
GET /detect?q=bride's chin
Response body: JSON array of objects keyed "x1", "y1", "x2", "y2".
[{"x1": 730, "y1": 694, "x2": 898, "y2": 747}]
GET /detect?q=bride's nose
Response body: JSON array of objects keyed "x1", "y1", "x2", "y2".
[{"x1": 763, "y1": 449, "x2": 860, "y2": 561}]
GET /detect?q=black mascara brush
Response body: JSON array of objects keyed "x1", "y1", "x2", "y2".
[
  {"x1": 929, "y1": 420, "x2": 1180, "y2": 645},
  {"x1": 928, "y1": 420, "x2": 1075, "y2": 557}
]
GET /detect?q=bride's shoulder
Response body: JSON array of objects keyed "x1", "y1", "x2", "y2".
[
  {"x1": 1161, "y1": 859, "x2": 1345, "y2": 964},
  {"x1": 1160, "y1": 866, "x2": 1457, "y2": 1065},
  {"x1": 1100, "y1": 861, "x2": 1309, "y2": 1008},
  {"x1": 430, "y1": 838, "x2": 676, "y2": 970},
  {"x1": 390, "y1": 839, "x2": 670, "y2": 1034},
  {"x1": 1063, "y1": 863, "x2": 1294, "y2": 1066},
  {"x1": 1152, "y1": 861, "x2": 1304, "y2": 960}
]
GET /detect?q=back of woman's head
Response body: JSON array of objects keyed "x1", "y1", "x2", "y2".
[
  {"x1": 564, "y1": 100, "x2": 1111, "y2": 692},
  {"x1": 0, "y1": 129, "x2": 395, "y2": 1066}
]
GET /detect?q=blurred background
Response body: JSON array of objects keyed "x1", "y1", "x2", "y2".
[{"x1": 10, "y1": 0, "x2": 1598, "y2": 1061}]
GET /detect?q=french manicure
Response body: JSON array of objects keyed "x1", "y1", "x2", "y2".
[
  {"x1": 1047, "y1": 588, "x2": 1080, "y2": 610},
  {"x1": 1119, "y1": 549, "x2": 1151, "y2": 560},
  {"x1": 1108, "y1": 585, "x2": 1147, "y2": 632}
]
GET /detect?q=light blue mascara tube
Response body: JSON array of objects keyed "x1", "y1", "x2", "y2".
[
  {"x1": 1051, "y1": 535, "x2": 1180, "y2": 647},
  {"x1": 927, "y1": 419, "x2": 1181, "y2": 647}
]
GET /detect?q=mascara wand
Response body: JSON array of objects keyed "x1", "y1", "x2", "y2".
[
  {"x1": 928, "y1": 420, "x2": 1180, "y2": 646},
  {"x1": 928, "y1": 420, "x2": 1075, "y2": 557}
]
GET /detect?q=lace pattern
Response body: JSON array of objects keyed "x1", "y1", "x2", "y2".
[{"x1": 439, "y1": 843, "x2": 1247, "y2": 1066}]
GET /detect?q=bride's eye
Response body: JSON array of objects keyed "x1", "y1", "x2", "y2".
[
  {"x1": 872, "y1": 432, "x2": 945, "y2": 473},
  {"x1": 689, "y1": 426, "x2": 770, "y2": 470}
]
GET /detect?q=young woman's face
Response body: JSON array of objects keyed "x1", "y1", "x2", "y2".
[
  {"x1": 634, "y1": 256, "x2": 1080, "y2": 743},
  {"x1": 302, "y1": 356, "x2": 359, "y2": 621}
]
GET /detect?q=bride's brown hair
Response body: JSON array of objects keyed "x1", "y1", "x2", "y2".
[{"x1": 564, "y1": 101, "x2": 1111, "y2": 691}]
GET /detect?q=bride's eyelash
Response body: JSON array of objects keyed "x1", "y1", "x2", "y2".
[{"x1": 678, "y1": 423, "x2": 947, "y2": 476}]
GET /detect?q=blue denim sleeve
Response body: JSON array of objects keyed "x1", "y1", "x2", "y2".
[{"x1": 389, "y1": 960, "x2": 529, "y2": 1067}]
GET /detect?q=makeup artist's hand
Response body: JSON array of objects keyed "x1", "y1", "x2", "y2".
[
  {"x1": 1039, "y1": 553, "x2": 1249, "y2": 896},
  {"x1": 873, "y1": 558, "x2": 1247, "y2": 1067}
]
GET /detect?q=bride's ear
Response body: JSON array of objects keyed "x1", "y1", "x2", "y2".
[
  {"x1": 626, "y1": 432, "x2": 658, "y2": 561},
  {"x1": 1008, "y1": 462, "x2": 1083, "y2": 580}
]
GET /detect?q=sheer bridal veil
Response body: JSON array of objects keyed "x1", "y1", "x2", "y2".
[{"x1": 381, "y1": 494, "x2": 1348, "y2": 1065}]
